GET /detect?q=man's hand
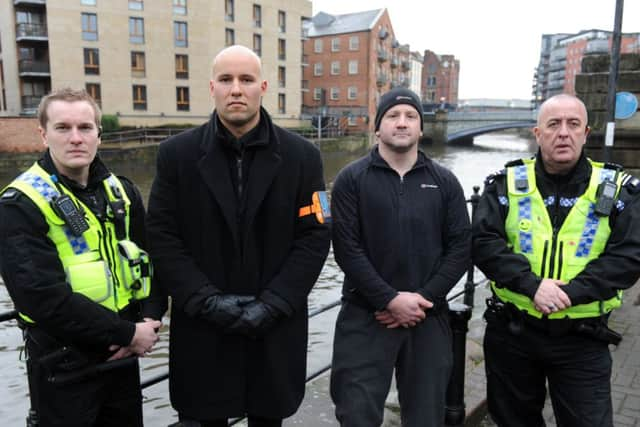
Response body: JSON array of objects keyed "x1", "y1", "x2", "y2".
[
  {"x1": 200, "y1": 294, "x2": 256, "y2": 328},
  {"x1": 533, "y1": 278, "x2": 571, "y2": 315},
  {"x1": 376, "y1": 292, "x2": 433, "y2": 329},
  {"x1": 108, "y1": 319, "x2": 161, "y2": 360},
  {"x1": 226, "y1": 300, "x2": 283, "y2": 338}
]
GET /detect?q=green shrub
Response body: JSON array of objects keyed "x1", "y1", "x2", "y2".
[{"x1": 101, "y1": 114, "x2": 120, "y2": 132}]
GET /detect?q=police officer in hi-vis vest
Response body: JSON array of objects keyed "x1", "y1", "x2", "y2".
[
  {"x1": 473, "y1": 94, "x2": 640, "y2": 427},
  {"x1": 0, "y1": 88, "x2": 166, "y2": 427}
]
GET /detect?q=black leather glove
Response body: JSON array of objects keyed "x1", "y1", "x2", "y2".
[
  {"x1": 200, "y1": 294, "x2": 255, "y2": 328},
  {"x1": 226, "y1": 300, "x2": 283, "y2": 338}
]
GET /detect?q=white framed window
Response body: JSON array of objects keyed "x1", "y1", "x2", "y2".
[
  {"x1": 331, "y1": 37, "x2": 340, "y2": 52},
  {"x1": 349, "y1": 36, "x2": 359, "y2": 50},
  {"x1": 347, "y1": 86, "x2": 357, "y2": 100},
  {"x1": 347, "y1": 116, "x2": 357, "y2": 126},
  {"x1": 331, "y1": 61, "x2": 340, "y2": 75},
  {"x1": 313, "y1": 87, "x2": 322, "y2": 101},
  {"x1": 313, "y1": 62, "x2": 323, "y2": 76},
  {"x1": 348, "y1": 60, "x2": 358, "y2": 75},
  {"x1": 314, "y1": 39, "x2": 322, "y2": 53},
  {"x1": 330, "y1": 87, "x2": 339, "y2": 100}
]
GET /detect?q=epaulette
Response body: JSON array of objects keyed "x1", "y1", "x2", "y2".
[
  {"x1": 504, "y1": 159, "x2": 525, "y2": 168},
  {"x1": 484, "y1": 168, "x2": 506, "y2": 185},
  {"x1": 604, "y1": 162, "x2": 623, "y2": 171},
  {"x1": 0, "y1": 188, "x2": 20, "y2": 202},
  {"x1": 621, "y1": 173, "x2": 640, "y2": 194}
]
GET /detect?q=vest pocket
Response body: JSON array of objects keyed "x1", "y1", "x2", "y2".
[{"x1": 65, "y1": 259, "x2": 113, "y2": 303}]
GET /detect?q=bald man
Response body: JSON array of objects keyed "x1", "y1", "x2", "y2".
[
  {"x1": 473, "y1": 94, "x2": 640, "y2": 427},
  {"x1": 146, "y1": 45, "x2": 330, "y2": 426}
]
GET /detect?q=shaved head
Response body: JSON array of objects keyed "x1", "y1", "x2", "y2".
[
  {"x1": 537, "y1": 94, "x2": 588, "y2": 127},
  {"x1": 211, "y1": 45, "x2": 263, "y2": 79}
]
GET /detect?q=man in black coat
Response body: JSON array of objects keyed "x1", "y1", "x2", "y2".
[{"x1": 146, "y1": 45, "x2": 330, "y2": 426}]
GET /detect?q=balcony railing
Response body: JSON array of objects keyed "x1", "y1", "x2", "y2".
[
  {"x1": 376, "y1": 74, "x2": 388, "y2": 87},
  {"x1": 18, "y1": 59, "x2": 50, "y2": 74},
  {"x1": 401, "y1": 60, "x2": 410, "y2": 71},
  {"x1": 16, "y1": 22, "x2": 47, "y2": 39},
  {"x1": 390, "y1": 57, "x2": 399, "y2": 68},
  {"x1": 377, "y1": 49, "x2": 388, "y2": 62}
]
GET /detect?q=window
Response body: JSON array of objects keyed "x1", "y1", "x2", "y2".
[
  {"x1": 174, "y1": 21, "x2": 188, "y2": 47},
  {"x1": 253, "y1": 4, "x2": 261, "y2": 28},
  {"x1": 347, "y1": 116, "x2": 357, "y2": 126},
  {"x1": 83, "y1": 48, "x2": 99, "y2": 75},
  {"x1": 129, "y1": 0, "x2": 143, "y2": 10},
  {"x1": 278, "y1": 94, "x2": 285, "y2": 114},
  {"x1": 314, "y1": 39, "x2": 322, "y2": 53},
  {"x1": 85, "y1": 83, "x2": 101, "y2": 107},
  {"x1": 278, "y1": 39, "x2": 286, "y2": 60},
  {"x1": 176, "y1": 86, "x2": 189, "y2": 111},
  {"x1": 313, "y1": 62, "x2": 322, "y2": 76},
  {"x1": 427, "y1": 76, "x2": 436, "y2": 86},
  {"x1": 330, "y1": 87, "x2": 339, "y2": 100},
  {"x1": 331, "y1": 61, "x2": 340, "y2": 75},
  {"x1": 348, "y1": 60, "x2": 358, "y2": 75},
  {"x1": 81, "y1": 0, "x2": 96, "y2": 5},
  {"x1": 278, "y1": 66, "x2": 285, "y2": 88},
  {"x1": 313, "y1": 87, "x2": 321, "y2": 101},
  {"x1": 253, "y1": 34, "x2": 262, "y2": 57},
  {"x1": 349, "y1": 36, "x2": 359, "y2": 51},
  {"x1": 129, "y1": 17, "x2": 144, "y2": 44},
  {"x1": 175, "y1": 54, "x2": 188, "y2": 79},
  {"x1": 348, "y1": 86, "x2": 357, "y2": 100},
  {"x1": 173, "y1": 0, "x2": 187, "y2": 15},
  {"x1": 131, "y1": 51, "x2": 145, "y2": 77},
  {"x1": 225, "y1": 28, "x2": 235, "y2": 47},
  {"x1": 331, "y1": 38, "x2": 340, "y2": 52},
  {"x1": 81, "y1": 13, "x2": 98, "y2": 41},
  {"x1": 132, "y1": 85, "x2": 147, "y2": 110},
  {"x1": 278, "y1": 11, "x2": 286, "y2": 33},
  {"x1": 225, "y1": 0, "x2": 234, "y2": 22}
]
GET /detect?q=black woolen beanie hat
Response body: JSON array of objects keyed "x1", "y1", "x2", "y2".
[{"x1": 374, "y1": 88, "x2": 424, "y2": 131}]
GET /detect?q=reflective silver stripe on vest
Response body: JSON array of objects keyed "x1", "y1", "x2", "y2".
[
  {"x1": 16, "y1": 172, "x2": 90, "y2": 255},
  {"x1": 514, "y1": 165, "x2": 533, "y2": 254}
]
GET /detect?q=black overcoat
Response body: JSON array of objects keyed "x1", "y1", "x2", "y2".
[{"x1": 146, "y1": 109, "x2": 330, "y2": 419}]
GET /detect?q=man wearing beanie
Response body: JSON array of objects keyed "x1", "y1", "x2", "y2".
[{"x1": 330, "y1": 87, "x2": 471, "y2": 426}]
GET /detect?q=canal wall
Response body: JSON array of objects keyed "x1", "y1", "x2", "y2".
[{"x1": 576, "y1": 53, "x2": 640, "y2": 168}]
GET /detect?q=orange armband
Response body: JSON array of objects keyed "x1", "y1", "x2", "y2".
[{"x1": 298, "y1": 191, "x2": 331, "y2": 224}]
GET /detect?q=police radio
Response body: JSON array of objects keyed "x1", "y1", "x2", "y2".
[
  {"x1": 51, "y1": 194, "x2": 90, "y2": 236},
  {"x1": 594, "y1": 179, "x2": 617, "y2": 217}
]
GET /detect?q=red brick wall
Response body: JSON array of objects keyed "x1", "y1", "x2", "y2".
[{"x1": 0, "y1": 118, "x2": 44, "y2": 153}]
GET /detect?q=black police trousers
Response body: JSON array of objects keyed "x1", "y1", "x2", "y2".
[
  {"x1": 484, "y1": 310, "x2": 613, "y2": 427},
  {"x1": 25, "y1": 332, "x2": 143, "y2": 427}
]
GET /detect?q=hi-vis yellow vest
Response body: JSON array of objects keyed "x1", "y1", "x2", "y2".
[
  {"x1": 7, "y1": 163, "x2": 152, "y2": 322},
  {"x1": 492, "y1": 158, "x2": 623, "y2": 319}
]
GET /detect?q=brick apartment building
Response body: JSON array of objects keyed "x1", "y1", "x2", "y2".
[
  {"x1": 534, "y1": 30, "x2": 640, "y2": 104},
  {"x1": 0, "y1": 0, "x2": 312, "y2": 127},
  {"x1": 421, "y1": 50, "x2": 459, "y2": 107},
  {"x1": 302, "y1": 8, "x2": 412, "y2": 133}
]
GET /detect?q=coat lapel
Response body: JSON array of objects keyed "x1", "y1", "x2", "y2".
[{"x1": 197, "y1": 120, "x2": 239, "y2": 246}]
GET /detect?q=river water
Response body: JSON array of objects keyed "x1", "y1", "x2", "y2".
[{"x1": 0, "y1": 132, "x2": 537, "y2": 426}]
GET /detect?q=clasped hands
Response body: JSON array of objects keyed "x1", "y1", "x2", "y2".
[
  {"x1": 533, "y1": 278, "x2": 572, "y2": 315},
  {"x1": 375, "y1": 291, "x2": 433, "y2": 329},
  {"x1": 108, "y1": 317, "x2": 162, "y2": 361},
  {"x1": 200, "y1": 294, "x2": 283, "y2": 338}
]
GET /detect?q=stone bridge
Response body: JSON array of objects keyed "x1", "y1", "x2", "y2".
[{"x1": 422, "y1": 110, "x2": 537, "y2": 145}]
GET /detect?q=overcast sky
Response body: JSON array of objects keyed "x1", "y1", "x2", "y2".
[{"x1": 312, "y1": 0, "x2": 640, "y2": 100}]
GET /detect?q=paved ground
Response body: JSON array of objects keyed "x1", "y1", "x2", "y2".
[{"x1": 289, "y1": 280, "x2": 640, "y2": 427}]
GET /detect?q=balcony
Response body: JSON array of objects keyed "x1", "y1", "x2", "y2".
[
  {"x1": 377, "y1": 49, "x2": 388, "y2": 62},
  {"x1": 401, "y1": 60, "x2": 410, "y2": 71},
  {"x1": 399, "y1": 44, "x2": 410, "y2": 54},
  {"x1": 390, "y1": 56, "x2": 399, "y2": 68},
  {"x1": 376, "y1": 73, "x2": 388, "y2": 87},
  {"x1": 16, "y1": 23, "x2": 48, "y2": 41},
  {"x1": 14, "y1": 0, "x2": 46, "y2": 5},
  {"x1": 18, "y1": 59, "x2": 50, "y2": 76},
  {"x1": 378, "y1": 28, "x2": 389, "y2": 40}
]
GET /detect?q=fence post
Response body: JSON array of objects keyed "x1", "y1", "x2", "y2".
[
  {"x1": 445, "y1": 302, "x2": 473, "y2": 427},
  {"x1": 464, "y1": 186, "x2": 481, "y2": 307}
]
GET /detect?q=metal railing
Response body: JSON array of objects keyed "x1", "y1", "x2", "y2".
[{"x1": 100, "y1": 128, "x2": 187, "y2": 146}]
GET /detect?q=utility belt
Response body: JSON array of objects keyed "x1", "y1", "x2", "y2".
[{"x1": 485, "y1": 296, "x2": 622, "y2": 345}]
